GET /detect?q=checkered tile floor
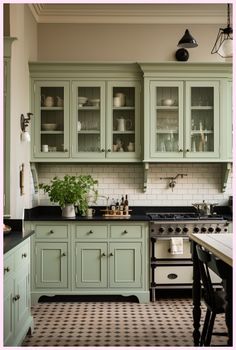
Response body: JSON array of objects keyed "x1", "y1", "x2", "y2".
[{"x1": 22, "y1": 294, "x2": 228, "y2": 347}]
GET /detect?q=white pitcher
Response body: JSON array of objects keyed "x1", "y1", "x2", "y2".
[{"x1": 117, "y1": 118, "x2": 132, "y2": 132}]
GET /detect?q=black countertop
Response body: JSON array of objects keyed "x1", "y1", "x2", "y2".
[{"x1": 3, "y1": 219, "x2": 35, "y2": 254}]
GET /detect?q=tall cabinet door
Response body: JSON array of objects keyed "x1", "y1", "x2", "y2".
[
  {"x1": 150, "y1": 81, "x2": 184, "y2": 158},
  {"x1": 107, "y1": 81, "x2": 141, "y2": 160},
  {"x1": 109, "y1": 242, "x2": 142, "y2": 288},
  {"x1": 71, "y1": 81, "x2": 106, "y2": 159},
  {"x1": 75, "y1": 242, "x2": 108, "y2": 288},
  {"x1": 185, "y1": 81, "x2": 220, "y2": 158},
  {"x1": 34, "y1": 242, "x2": 68, "y2": 288},
  {"x1": 32, "y1": 81, "x2": 70, "y2": 158}
]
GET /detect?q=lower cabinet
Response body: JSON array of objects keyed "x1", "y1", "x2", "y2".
[
  {"x1": 4, "y1": 238, "x2": 34, "y2": 346},
  {"x1": 27, "y1": 221, "x2": 149, "y2": 304}
]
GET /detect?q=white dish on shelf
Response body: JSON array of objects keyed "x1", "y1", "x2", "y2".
[
  {"x1": 90, "y1": 99, "x2": 100, "y2": 107},
  {"x1": 78, "y1": 96, "x2": 88, "y2": 105},
  {"x1": 41, "y1": 123, "x2": 57, "y2": 131},
  {"x1": 161, "y1": 99, "x2": 176, "y2": 106}
]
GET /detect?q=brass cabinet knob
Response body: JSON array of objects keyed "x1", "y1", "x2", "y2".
[
  {"x1": 88, "y1": 230, "x2": 94, "y2": 234},
  {"x1": 186, "y1": 149, "x2": 190, "y2": 152},
  {"x1": 179, "y1": 149, "x2": 183, "y2": 152},
  {"x1": 49, "y1": 230, "x2": 54, "y2": 234},
  {"x1": 4, "y1": 267, "x2": 10, "y2": 273},
  {"x1": 107, "y1": 149, "x2": 111, "y2": 152},
  {"x1": 61, "y1": 252, "x2": 66, "y2": 257},
  {"x1": 22, "y1": 253, "x2": 27, "y2": 258},
  {"x1": 109, "y1": 252, "x2": 114, "y2": 257},
  {"x1": 123, "y1": 230, "x2": 128, "y2": 234},
  {"x1": 101, "y1": 253, "x2": 106, "y2": 257}
]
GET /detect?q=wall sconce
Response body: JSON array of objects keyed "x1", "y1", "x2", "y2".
[
  {"x1": 20, "y1": 113, "x2": 33, "y2": 142},
  {"x1": 211, "y1": 4, "x2": 233, "y2": 58},
  {"x1": 176, "y1": 29, "x2": 198, "y2": 62}
]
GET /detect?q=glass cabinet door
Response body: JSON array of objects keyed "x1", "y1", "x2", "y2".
[
  {"x1": 107, "y1": 81, "x2": 140, "y2": 159},
  {"x1": 71, "y1": 81, "x2": 105, "y2": 159},
  {"x1": 185, "y1": 81, "x2": 219, "y2": 158},
  {"x1": 33, "y1": 81, "x2": 70, "y2": 158},
  {"x1": 150, "y1": 81, "x2": 183, "y2": 158}
]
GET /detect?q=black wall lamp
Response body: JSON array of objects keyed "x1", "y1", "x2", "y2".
[
  {"x1": 176, "y1": 29, "x2": 198, "y2": 62},
  {"x1": 20, "y1": 112, "x2": 33, "y2": 142},
  {"x1": 211, "y1": 3, "x2": 233, "y2": 58}
]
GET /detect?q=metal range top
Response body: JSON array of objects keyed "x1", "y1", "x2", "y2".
[{"x1": 146, "y1": 212, "x2": 225, "y2": 221}]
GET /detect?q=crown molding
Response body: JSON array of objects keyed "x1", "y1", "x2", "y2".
[{"x1": 28, "y1": 4, "x2": 227, "y2": 24}]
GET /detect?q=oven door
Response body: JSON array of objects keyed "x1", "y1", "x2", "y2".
[{"x1": 155, "y1": 237, "x2": 191, "y2": 259}]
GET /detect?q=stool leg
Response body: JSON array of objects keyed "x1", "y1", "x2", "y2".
[
  {"x1": 205, "y1": 312, "x2": 216, "y2": 346},
  {"x1": 200, "y1": 309, "x2": 211, "y2": 346}
]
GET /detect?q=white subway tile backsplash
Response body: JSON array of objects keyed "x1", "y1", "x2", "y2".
[{"x1": 37, "y1": 163, "x2": 232, "y2": 206}]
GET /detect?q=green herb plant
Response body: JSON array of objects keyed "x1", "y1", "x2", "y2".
[{"x1": 39, "y1": 175, "x2": 98, "y2": 215}]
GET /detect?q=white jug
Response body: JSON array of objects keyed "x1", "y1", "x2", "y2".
[{"x1": 117, "y1": 118, "x2": 132, "y2": 132}]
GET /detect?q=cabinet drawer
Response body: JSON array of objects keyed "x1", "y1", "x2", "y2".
[
  {"x1": 35, "y1": 225, "x2": 68, "y2": 239},
  {"x1": 15, "y1": 240, "x2": 30, "y2": 268},
  {"x1": 4, "y1": 254, "x2": 14, "y2": 278},
  {"x1": 110, "y1": 225, "x2": 142, "y2": 239},
  {"x1": 155, "y1": 266, "x2": 193, "y2": 284},
  {"x1": 75, "y1": 225, "x2": 108, "y2": 239}
]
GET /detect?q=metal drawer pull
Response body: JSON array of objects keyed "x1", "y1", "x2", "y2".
[
  {"x1": 13, "y1": 295, "x2": 20, "y2": 301},
  {"x1": 109, "y1": 253, "x2": 114, "y2": 257},
  {"x1": 88, "y1": 230, "x2": 94, "y2": 234},
  {"x1": 4, "y1": 267, "x2": 10, "y2": 273},
  {"x1": 61, "y1": 253, "x2": 66, "y2": 257},
  {"x1": 101, "y1": 253, "x2": 106, "y2": 257},
  {"x1": 22, "y1": 253, "x2": 27, "y2": 258},
  {"x1": 49, "y1": 230, "x2": 54, "y2": 234},
  {"x1": 167, "y1": 273, "x2": 178, "y2": 280},
  {"x1": 122, "y1": 230, "x2": 128, "y2": 234}
]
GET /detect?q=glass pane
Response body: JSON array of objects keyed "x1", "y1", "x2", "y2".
[
  {"x1": 155, "y1": 87, "x2": 179, "y2": 152},
  {"x1": 191, "y1": 87, "x2": 214, "y2": 152},
  {"x1": 40, "y1": 86, "x2": 65, "y2": 153},
  {"x1": 76, "y1": 86, "x2": 101, "y2": 153},
  {"x1": 112, "y1": 87, "x2": 135, "y2": 153}
]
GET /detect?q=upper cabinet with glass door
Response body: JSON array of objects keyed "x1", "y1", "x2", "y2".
[{"x1": 32, "y1": 81, "x2": 70, "y2": 159}]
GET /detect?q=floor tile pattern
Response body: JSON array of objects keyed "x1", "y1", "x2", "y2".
[{"x1": 22, "y1": 296, "x2": 227, "y2": 347}]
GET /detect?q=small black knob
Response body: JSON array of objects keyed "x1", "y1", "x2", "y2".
[
  {"x1": 168, "y1": 227, "x2": 174, "y2": 233},
  {"x1": 22, "y1": 253, "x2": 27, "y2": 258},
  {"x1": 208, "y1": 227, "x2": 214, "y2": 233},
  {"x1": 151, "y1": 228, "x2": 155, "y2": 232},
  {"x1": 201, "y1": 227, "x2": 207, "y2": 233},
  {"x1": 175, "y1": 227, "x2": 181, "y2": 233},
  {"x1": 193, "y1": 227, "x2": 199, "y2": 233},
  {"x1": 215, "y1": 227, "x2": 221, "y2": 233},
  {"x1": 183, "y1": 227, "x2": 189, "y2": 233},
  {"x1": 159, "y1": 227, "x2": 165, "y2": 233}
]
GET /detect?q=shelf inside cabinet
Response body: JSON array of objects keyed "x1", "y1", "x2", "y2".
[
  {"x1": 156, "y1": 130, "x2": 178, "y2": 134},
  {"x1": 40, "y1": 131, "x2": 64, "y2": 134},
  {"x1": 113, "y1": 131, "x2": 135, "y2": 134},
  {"x1": 112, "y1": 107, "x2": 135, "y2": 110},
  {"x1": 191, "y1": 130, "x2": 213, "y2": 135},
  {"x1": 156, "y1": 106, "x2": 178, "y2": 110},
  {"x1": 78, "y1": 107, "x2": 100, "y2": 111},
  {"x1": 191, "y1": 106, "x2": 213, "y2": 110},
  {"x1": 77, "y1": 130, "x2": 100, "y2": 134},
  {"x1": 41, "y1": 107, "x2": 64, "y2": 110}
]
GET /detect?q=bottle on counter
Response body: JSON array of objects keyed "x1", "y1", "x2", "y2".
[
  {"x1": 119, "y1": 195, "x2": 125, "y2": 215},
  {"x1": 124, "y1": 194, "x2": 129, "y2": 215},
  {"x1": 110, "y1": 198, "x2": 116, "y2": 214},
  {"x1": 116, "y1": 199, "x2": 120, "y2": 215}
]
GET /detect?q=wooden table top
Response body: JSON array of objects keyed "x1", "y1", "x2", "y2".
[{"x1": 189, "y1": 233, "x2": 233, "y2": 267}]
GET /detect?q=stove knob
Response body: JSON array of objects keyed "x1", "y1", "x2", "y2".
[
  {"x1": 159, "y1": 227, "x2": 165, "y2": 233},
  {"x1": 193, "y1": 227, "x2": 199, "y2": 233},
  {"x1": 175, "y1": 227, "x2": 181, "y2": 233},
  {"x1": 208, "y1": 227, "x2": 214, "y2": 233},
  {"x1": 201, "y1": 227, "x2": 207, "y2": 233},
  {"x1": 183, "y1": 227, "x2": 189, "y2": 233},
  {"x1": 168, "y1": 227, "x2": 174, "y2": 233},
  {"x1": 215, "y1": 227, "x2": 221, "y2": 233}
]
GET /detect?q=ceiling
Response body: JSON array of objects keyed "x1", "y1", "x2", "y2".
[{"x1": 28, "y1": 3, "x2": 227, "y2": 24}]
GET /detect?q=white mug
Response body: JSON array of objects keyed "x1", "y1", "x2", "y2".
[
  {"x1": 87, "y1": 208, "x2": 95, "y2": 217},
  {"x1": 115, "y1": 93, "x2": 125, "y2": 106},
  {"x1": 42, "y1": 144, "x2": 48, "y2": 152},
  {"x1": 113, "y1": 96, "x2": 122, "y2": 107}
]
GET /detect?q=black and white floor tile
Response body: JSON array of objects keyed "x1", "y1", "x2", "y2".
[{"x1": 22, "y1": 293, "x2": 227, "y2": 347}]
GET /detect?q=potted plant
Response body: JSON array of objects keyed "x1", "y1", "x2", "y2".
[{"x1": 39, "y1": 174, "x2": 98, "y2": 217}]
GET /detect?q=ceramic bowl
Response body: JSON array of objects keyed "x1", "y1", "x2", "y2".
[
  {"x1": 90, "y1": 99, "x2": 100, "y2": 106},
  {"x1": 78, "y1": 97, "x2": 88, "y2": 105},
  {"x1": 41, "y1": 123, "x2": 57, "y2": 131},
  {"x1": 162, "y1": 99, "x2": 175, "y2": 106}
]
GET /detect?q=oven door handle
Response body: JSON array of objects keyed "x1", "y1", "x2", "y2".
[{"x1": 155, "y1": 237, "x2": 190, "y2": 241}]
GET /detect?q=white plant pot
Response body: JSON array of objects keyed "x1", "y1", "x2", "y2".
[{"x1": 62, "y1": 204, "x2": 76, "y2": 218}]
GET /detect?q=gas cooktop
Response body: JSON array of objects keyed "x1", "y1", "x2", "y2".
[{"x1": 146, "y1": 212, "x2": 224, "y2": 221}]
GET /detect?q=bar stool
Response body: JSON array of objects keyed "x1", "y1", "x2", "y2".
[{"x1": 196, "y1": 244, "x2": 228, "y2": 346}]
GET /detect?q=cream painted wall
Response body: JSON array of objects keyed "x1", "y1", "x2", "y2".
[
  {"x1": 9, "y1": 4, "x2": 37, "y2": 218},
  {"x1": 38, "y1": 23, "x2": 227, "y2": 62}
]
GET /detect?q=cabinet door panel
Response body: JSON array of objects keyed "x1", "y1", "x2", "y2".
[
  {"x1": 75, "y1": 242, "x2": 107, "y2": 288},
  {"x1": 150, "y1": 81, "x2": 184, "y2": 158},
  {"x1": 32, "y1": 80, "x2": 70, "y2": 159},
  {"x1": 14, "y1": 267, "x2": 30, "y2": 336},
  {"x1": 4, "y1": 277, "x2": 14, "y2": 345},
  {"x1": 35, "y1": 242, "x2": 68, "y2": 288},
  {"x1": 185, "y1": 81, "x2": 219, "y2": 158},
  {"x1": 109, "y1": 242, "x2": 142, "y2": 288}
]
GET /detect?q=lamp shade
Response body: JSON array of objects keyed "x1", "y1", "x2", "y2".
[{"x1": 178, "y1": 29, "x2": 198, "y2": 48}]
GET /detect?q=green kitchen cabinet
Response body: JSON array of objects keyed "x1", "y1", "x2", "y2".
[
  {"x1": 29, "y1": 62, "x2": 142, "y2": 162},
  {"x1": 140, "y1": 62, "x2": 232, "y2": 162},
  {"x1": 31, "y1": 80, "x2": 70, "y2": 158},
  {"x1": 4, "y1": 238, "x2": 33, "y2": 346},
  {"x1": 26, "y1": 221, "x2": 149, "y2": 304}
]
